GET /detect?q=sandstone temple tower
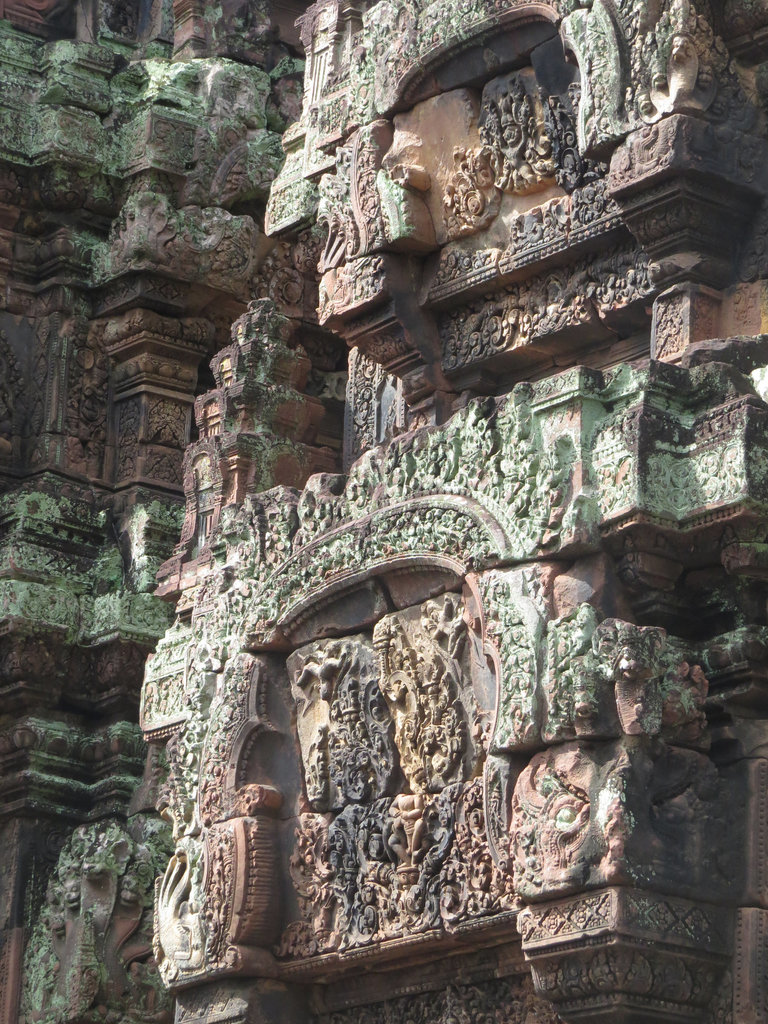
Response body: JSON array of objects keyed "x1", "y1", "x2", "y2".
[{"x1": 3, "y1": 0, "x2": 768, "y2": 1022}]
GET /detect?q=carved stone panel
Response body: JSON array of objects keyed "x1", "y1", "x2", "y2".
[
  {"x1": 287, "y1": 634, "x2": 400, "y2": 812},
  {"x1": 384, "y1": 90, "x2": 495, "y2": 246},
  {"x1": 543, "y1": 611, "x2": 709, "y2": 746},
  {"x1": 510, "y1": 739, "x2": 725, "y2": 904},
  {"x1": 21, "y1": 817, "x2": 173, "y2": 1024},
  {"x1": 478, "y1": 70, "x2": 555, "y2": 196},
  {"x1": 280, "y1": 776, "x2": 515, "y2": 958},
  {"x1": 519, "y1": 887, "x2": 731, "y2": 1024},
  {"x1": 344, "y1": 346, "x2": 405, "y2": 469},
  {"x1": 373, "y1": 592, "x2": 493, "y2": 793}
]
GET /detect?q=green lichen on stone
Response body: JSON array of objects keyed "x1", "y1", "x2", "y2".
[{"x1": 20, "y1": 815, "x2": 174, "y2": 1024}]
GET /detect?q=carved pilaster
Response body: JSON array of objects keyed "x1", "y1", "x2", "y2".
[
  {"x1": 520, "y1": 889, "x2": 731, "y2": 1024},
  {"x1": 104, "y1": 308, "x2": 211, "y2": 493}
]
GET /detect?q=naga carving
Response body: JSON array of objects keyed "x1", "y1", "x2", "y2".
[
  {"x1": 151, "y1": 649, "x2": 294, "y2": 986},
  {"x1": 155, "y1": 846, "x2": 206, "y2": 986},
  {"x1": 22, "y1": 818, "x2": 173, "y2": 1024}
]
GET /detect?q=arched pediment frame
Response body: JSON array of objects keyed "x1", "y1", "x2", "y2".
[
  {"x1": 242, "y1": 494, "x2": 510, "y2": 649},
  {"x1": 373, "y1": 4, "x2": 562, "y2": 112},
  {"x1": 348, "y1": 0, "x2": 632, "y2": 154},
  {"x1": 354, "y1": 0, "x2": 745, "y2": 151}
]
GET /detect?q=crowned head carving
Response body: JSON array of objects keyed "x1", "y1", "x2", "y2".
[
  {"x1": 510, "y1": 738, "x2": 723, "y2": 904},
  {"x1": 478, "y1": 71, "x2": 555, "y2": 196},
  {"x1": 544, "y1": 611, "x2": 708, "y2": 746}
]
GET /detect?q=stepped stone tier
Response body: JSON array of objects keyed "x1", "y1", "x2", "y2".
[{"x1": 4, "y1": 0, "x2": 768, "y2": 1022}]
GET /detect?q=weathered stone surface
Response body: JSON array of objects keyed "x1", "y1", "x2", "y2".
[
  {"x1": 0, "y1": 3, "x2": 325, "y2": 1022},
  {"x1": 20, "y1": 815, "x2": 173, "y2": 1024},
  {"x1": 288, "y1": 635, "x2": 399, "y2": 811},
  {"x1": 6, "y1": 0, "x2": 768, "y2": 1023}
]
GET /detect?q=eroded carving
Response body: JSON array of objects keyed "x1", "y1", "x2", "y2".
[
  {"x1": 478, "y1": 71, "x2": 555, "y2": 196},
  {"x1": 22, "y1": 817, "x2": 173, "y2": 1024},
  {"x1": 510, "y1": 739, "x2": 723, "y2": 903},
  {"x1": 288, "y1": 635, "x2": 399, "y2": 811}
]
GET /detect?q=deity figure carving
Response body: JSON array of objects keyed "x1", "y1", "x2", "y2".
[
  {"x1": 506, "y1": 609, "x2": 731, "y2": 1022},
  {"x1": 543, "y1": 611, "x2": 709, "y2": 745},
  {"x1": 478, "y1": 71, "x2": 555, "y2": 196},
  {"x1": 278, "y1": 591, "x2": 504, "y2": 959},
  {"x1": 387, "y1": 791, "x2": 427, "y2": 881},
  {"x1": 373, "y1": 593, "x2": 489, "y2": 792},
  {"x1": 288, "y1": 635, "x2": 400, "y2": 811}
]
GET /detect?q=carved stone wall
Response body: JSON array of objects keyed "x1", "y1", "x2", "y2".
[
  {"x1": 137, "y1": 0, "x2": 768, "y2": 1019},
  {"x1": 141, "y1": 359, "x2": 768, "y2": 1023},
  {"x1": 8, "y1": 0, "x2": 768, "y2": 1022},
  {"x1": 0, "y1": 2, "x2": 330, "y2": 1022}
]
